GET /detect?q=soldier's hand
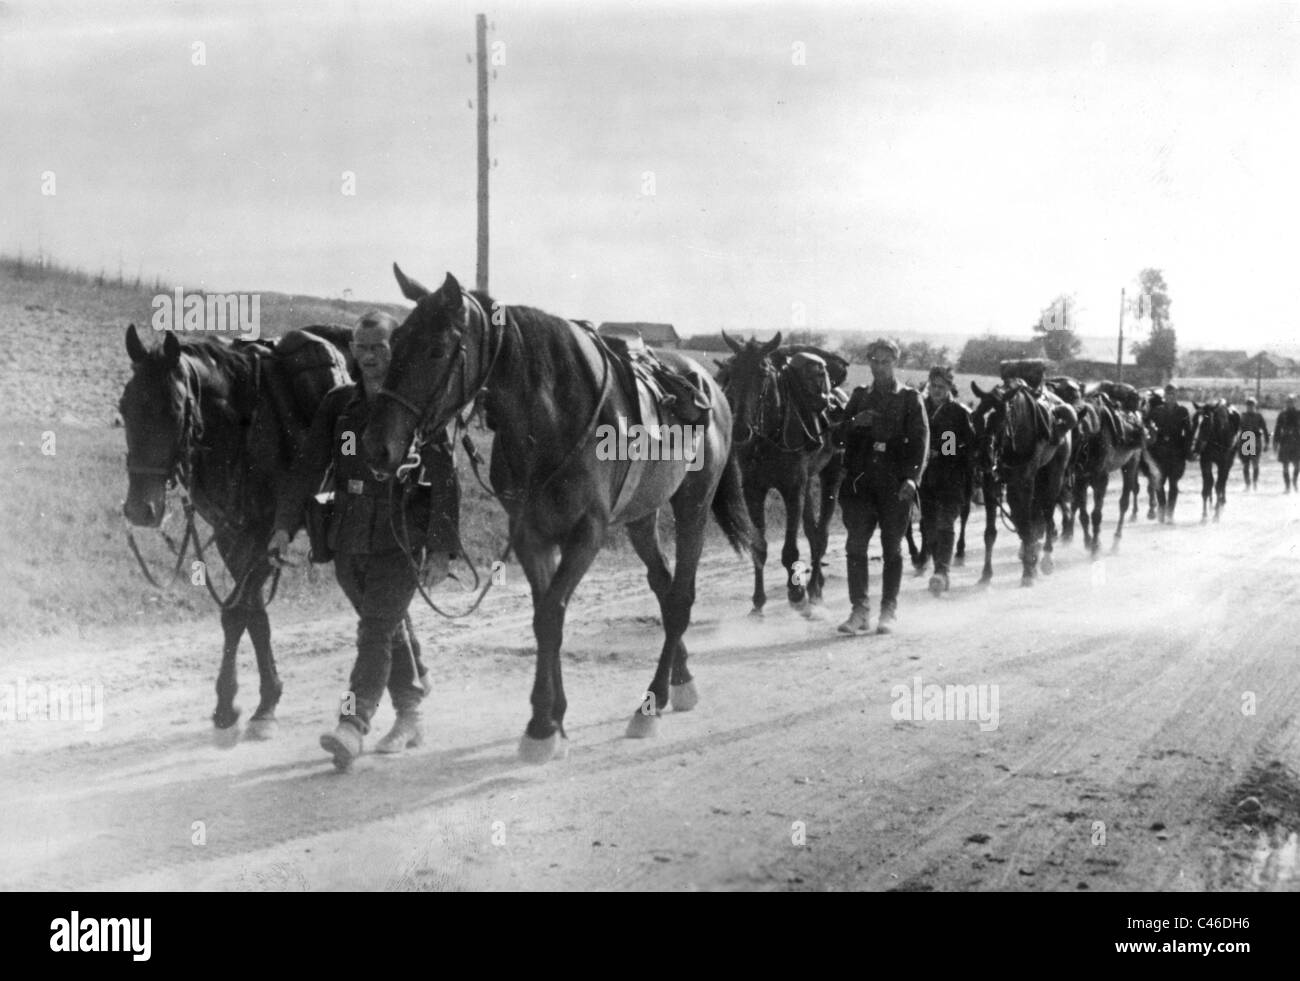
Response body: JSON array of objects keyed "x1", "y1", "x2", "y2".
[
  {"x1": 267, "y1": 529, "x2": 292, "y2": 568},
  {"x1": 898, "y1": 479, "x2": 918, "y2": 506}
]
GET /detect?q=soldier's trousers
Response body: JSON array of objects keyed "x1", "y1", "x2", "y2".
[
  {"x1": 920, "y1": 483, "x2": 964, "y2": 576},
  {"x1": 1239, "y1": 452, "x2": 1260, "y2": 485},
  {"x1": 841, "y1": 477, "x2": 909, "y2": 613},
  {"x1": 334, "y1": 549, "x2": 424, "y2": 732}
]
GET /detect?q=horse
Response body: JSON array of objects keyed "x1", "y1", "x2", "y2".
[
  {"x1": 970, "y1": 370, "x2": 1076, "y2": 585},
  {"x1": 362, "y1": 267, "x2": 752, "y2": 763},
  {"x1": 905, "y1": 384, "x2": 975, "y2": 574},
  {"x1": 1191, "y1": 399, "x2": 1241, "y2": 522},
  {"x1": 1059, "y1": 381, "x2": 1159, "y2": 556},
  {"x1": 714, "y1": 332, "x2": 845, "y2": 616},
  {"x1": 119, "y1": 322, "x2": 352, "y2": 738}
]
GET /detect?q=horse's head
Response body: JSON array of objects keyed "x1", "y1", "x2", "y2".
[
  {"x1": 364, "y1": 265, "x2": 490, "y2": 477},
  {"x1": 969, "y1": 380, "x2": 1006, "y2": 472},
  {"x1": 1191, "y1": 399, "x2": 1235, "y2": 456},
  {"x1": 119, "y1": 324, "x2": 198, "y2": 527},
  {"x1": 718, "y1": 330, "x2": 781, "y2": 446}
]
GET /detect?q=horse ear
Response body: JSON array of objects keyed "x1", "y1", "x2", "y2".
[
  {"x1": 125, "y1": 323, "x2": 147, "y2": 363},
  {"x1": 713, "y1": 358, "x2": 727, "y2": 371},
  {"x1": 393, "y1": 263, "x2": 431, "y2": 301},
  {"x1": 721, "y1": 330, "x2": 743, "y2": 354},
  {"x1": 163, "y1": 330, "x2": 181, "y2": 366},
  {"x1": 436, "y1": 272, "x2": 464, "y2": 310},
  {"x1": 1192, "y1": 401, "x2": 1201, "y2": 411},
  {"x1": 972, "y1": 381, "x2": 988, "y2": 399},
  {"x1": 762, "y1": 332, "x2": 782, "y2": 355}
]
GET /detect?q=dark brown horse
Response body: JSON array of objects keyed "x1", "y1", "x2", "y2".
[
  {"x1": 120, "y1": 322, "x2": 351, "y2": 738},
  {"x1": 715, "y1": 332, "x2": 845, "y2": 616},
  {"x1": 362, "y1": 268, "x2": 751, "y2": 763},
  {"x1": 1057, "y1": 381, "x2": 1159, "y2": 556},
  {"x1": 970, "y1": 372, "x2": 1076, "y2": 585},
  {"x1": 1191, "y1": 399, "x2": 1241, "y2": 522}
]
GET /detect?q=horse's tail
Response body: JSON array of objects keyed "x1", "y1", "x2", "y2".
[{"x1": 712, "y1": 446, "x2": 753, "y2": 556}]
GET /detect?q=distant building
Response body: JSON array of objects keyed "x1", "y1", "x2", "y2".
[
  {"x1": 1182, "y1": 349, "x2": 1249, "y2": 376},
  {"x1": 599, "y1": 321, "x2": 680, "y2": 348},
  {"x1": 1238, "y1": 351, "x2": 1298, "y2": 379}
]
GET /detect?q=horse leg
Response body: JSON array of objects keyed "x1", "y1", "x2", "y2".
[
  {"x1": 1215, "y1": 457, "x2": 1230, "y2": 520},
  {"x1": 905, "y1": 517, "x2": 922, "y2": 568},
  {"x1": 800, "y1": 474, "x2": 828, "y2": 606},
  {"x1": 778, "y1": 482, "x2": 806, "y2": 610},
  {"x1": 625, "y1": 513, "x2": 700, "y2": 712},
  {"x1": 1073, "y1": 476, "x2": 1089, "y2": 549},
  {"x1": 245, "y1": 597, "x2": 282, "y2": 739},
  {"x1": 1201, "y1": 458, "x2": 1212, "y2": 523},
  {"x1": 214, "y1": 608, "x2": 244, "y2": 734},
  {"x1": 955, "y1": 491, "x2": 970, "y2": 566},
  {"x1": 1113, "y1": 460, "x2": 1134, "y2": 553},
  {"x1": 512, "y1": 530, "x2": 563, "y2": 763},
  {"x1": 808, "y1": 467, "x2": 838, "y2": 603},
  {"x1": 980, "y1": 481, "x2": 997, "y2": 585},
  {"x1": 745, "y1": 482, "x2": 769, "y2": 616}
]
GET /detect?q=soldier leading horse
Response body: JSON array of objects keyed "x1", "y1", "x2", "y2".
[
  {"x1": 1191, "y1": 399, "x2": 1241, "y2": 523},
  {"x1": 363, "y1": 268, "x2": 751, "y2": 762}
]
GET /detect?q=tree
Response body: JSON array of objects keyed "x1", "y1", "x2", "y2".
[
  {"x1": 1130, "y1": 268, "x2": 1177, "y2": 380},
  {"x1": 1031, "y1": 293, "x2": 1082, "y2": 362},
  {"x1": 898, "y1": 340, "x2": 951, "y2": 369}
]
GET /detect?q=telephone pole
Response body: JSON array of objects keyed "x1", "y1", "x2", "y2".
[
  {"x1": 475, "y1": 13, "x2": 489, "y2": 294},
  {"x1": 1116, "y1": 287, "x2": 1126, "y2": 383}
]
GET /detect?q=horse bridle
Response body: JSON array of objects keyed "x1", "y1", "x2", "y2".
[
  {"x1": 724, "y1": 357, "x2": 780, "y2": 448},
  {"x1": 125, "y1": 356, "x2": 205, "y2": 489},
  {"x1": 375, "y1": 291, "x2": 504, "y2": 453}
]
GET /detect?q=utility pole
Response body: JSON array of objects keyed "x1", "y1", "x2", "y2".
[
  {"x1": 475, "y1": 13, "x2": 489, "y2": 294},
  {"x1": 1116, "y1": 287, "x2": 1125, "y2": 384}
]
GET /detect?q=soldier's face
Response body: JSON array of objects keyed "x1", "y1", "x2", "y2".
[
  {"x1": 869, "y1": 353, "x2": 896, "y2": 383},
  {"x1": 929, "y1": 378, "x2": 951, "y2": 402},
  {"x1": 353, "y1": 325, "x2": 393, "y2": 381}
]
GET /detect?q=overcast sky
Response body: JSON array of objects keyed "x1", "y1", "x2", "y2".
[{"x1": 3, "y1": 0, "x2": 1299, "y2": 349}]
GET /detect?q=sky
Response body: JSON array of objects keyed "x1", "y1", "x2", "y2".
[{"x1": 3, "y1": 0, "x2": 1299, "y2": 350}]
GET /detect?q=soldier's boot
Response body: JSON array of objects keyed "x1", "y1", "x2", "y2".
[
  {"x1": 320, "y1": 719, "x2": 364, "y2": 771},
  {"x1": 837, "y1": 604, "x2": 872, "y2": 636},
  {"x1": 876, "y1": 604, "x2": 898, "y2": 635},
  {"x1": 375, "y1": 709, "x2": 423, "y2": 755}
]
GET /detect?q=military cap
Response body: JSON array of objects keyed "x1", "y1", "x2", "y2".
[{"x1": 866, "y1": 338, "x2": 900, "y2": 360}]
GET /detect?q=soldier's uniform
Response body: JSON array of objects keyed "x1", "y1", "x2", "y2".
[
  {"x1": 838, "y1": 347, "x2": 929, "y2": 633},
  {"x1": 918, "y1": 392, "x2": 975, "y2": 589},
  {"x1": 1276, "y1": 402, "x2": 1300, "y2": 490},
  {"x1": 1237, "y1": 404, "x2": 1269, "y2": 489},
  {"x1": 274, "y1": 381, "x2": 460, "y2": 742}
]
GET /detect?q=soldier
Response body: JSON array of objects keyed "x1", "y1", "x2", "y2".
[
  {"x1": 836, "y1": 339, "x2": 929, "y2": 635},
  {"x1": 268, "y1": 311, "x2": 461, "y2": 770},
  {"x1": 1148, "y1": 382, "x2": 1194, "y2": 521},
  {"x1": 1276, "y1": 394, "x2": 1300, "y2": 492},
  {"x1": 918, "y1": 366, "x2": 975, "y2": 596},
  {"x1": 1237, "y1": 396, "x2": 1269, "y2": 490}
]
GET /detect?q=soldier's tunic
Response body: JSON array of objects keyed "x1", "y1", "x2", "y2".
[
  {"x1": 274, "y1": 382, "x2": 461, "y2": 732},
  {"x1": 1276, "y1": 407, "x2": 1300, "y2": 465},
  {"x1": 1237, "y1": 409, "x2": 1270, "y2": 482},
  {"x1": 1148, "y1": 401, "x2": 1193, "y2": 482},
  {"x1": 919, "y1": 397, "x2": 975, "y2": 577},
  {"x1": 840, "y1": 379, "x2": 929, "y2": 613}
]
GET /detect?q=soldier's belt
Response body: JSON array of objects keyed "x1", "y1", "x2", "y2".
[
  {"x1": 344, "y1": 479, "x2": 383, "y2": 496},
  {"x1": 872, "y1": 441, "x2": 888, "y2": 453}
]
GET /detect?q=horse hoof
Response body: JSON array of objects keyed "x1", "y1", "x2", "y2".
[
  {"x1": 246, "y1": 717, "x2": 278, "y2": 741},
  {"x1": 1040, "y1": 556, "x2": 1054, "y2": 575},
  {"x1": 953, "y1": 554, "x2": 965, "y2": 567},
  {"x1": 670, "y1": 681, "x2": 699, "y2": 712},
  {"x1": 1020, "y1": 576, "x2": 1035, "y2": 588},
  {"x1": 517, "y1": 731, "x2": 563, "y2": 764},
  {"x1": 978, "y1": 575, "x2": 992, "y2": 588},
  {"x1": 625, "y1": 710, "x2": 660, "y2": 739},
  {"x1": 748, "y1": 606, "x2": 764, "y2": 619},
  {"x1": 211, "y1": 723, "x2": 242, "y2": 750}
]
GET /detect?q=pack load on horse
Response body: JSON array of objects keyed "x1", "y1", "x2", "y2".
[
  {"x1": 715, "y1": 332, "x2": 846, "y2": 616},
  {"x1": 969, "y1": 359, "x2": 1076, "y2": 585},
  {"x1": 1190, "y1": 398, "x2": 1241, "y2": 522},
  {"x1": 120, "y1": 322, "x2": 359, "y2": 739},
  {"x1": 597, "y1": 323, "x2": 713, "y2": 427},
  {"x1": 363, "y1": 267, "x2": 752, "y2": 763}
]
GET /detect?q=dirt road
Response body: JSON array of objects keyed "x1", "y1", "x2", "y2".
[{"x1": 3, "y1": 474, "x2": 1299, "y2": 892}]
